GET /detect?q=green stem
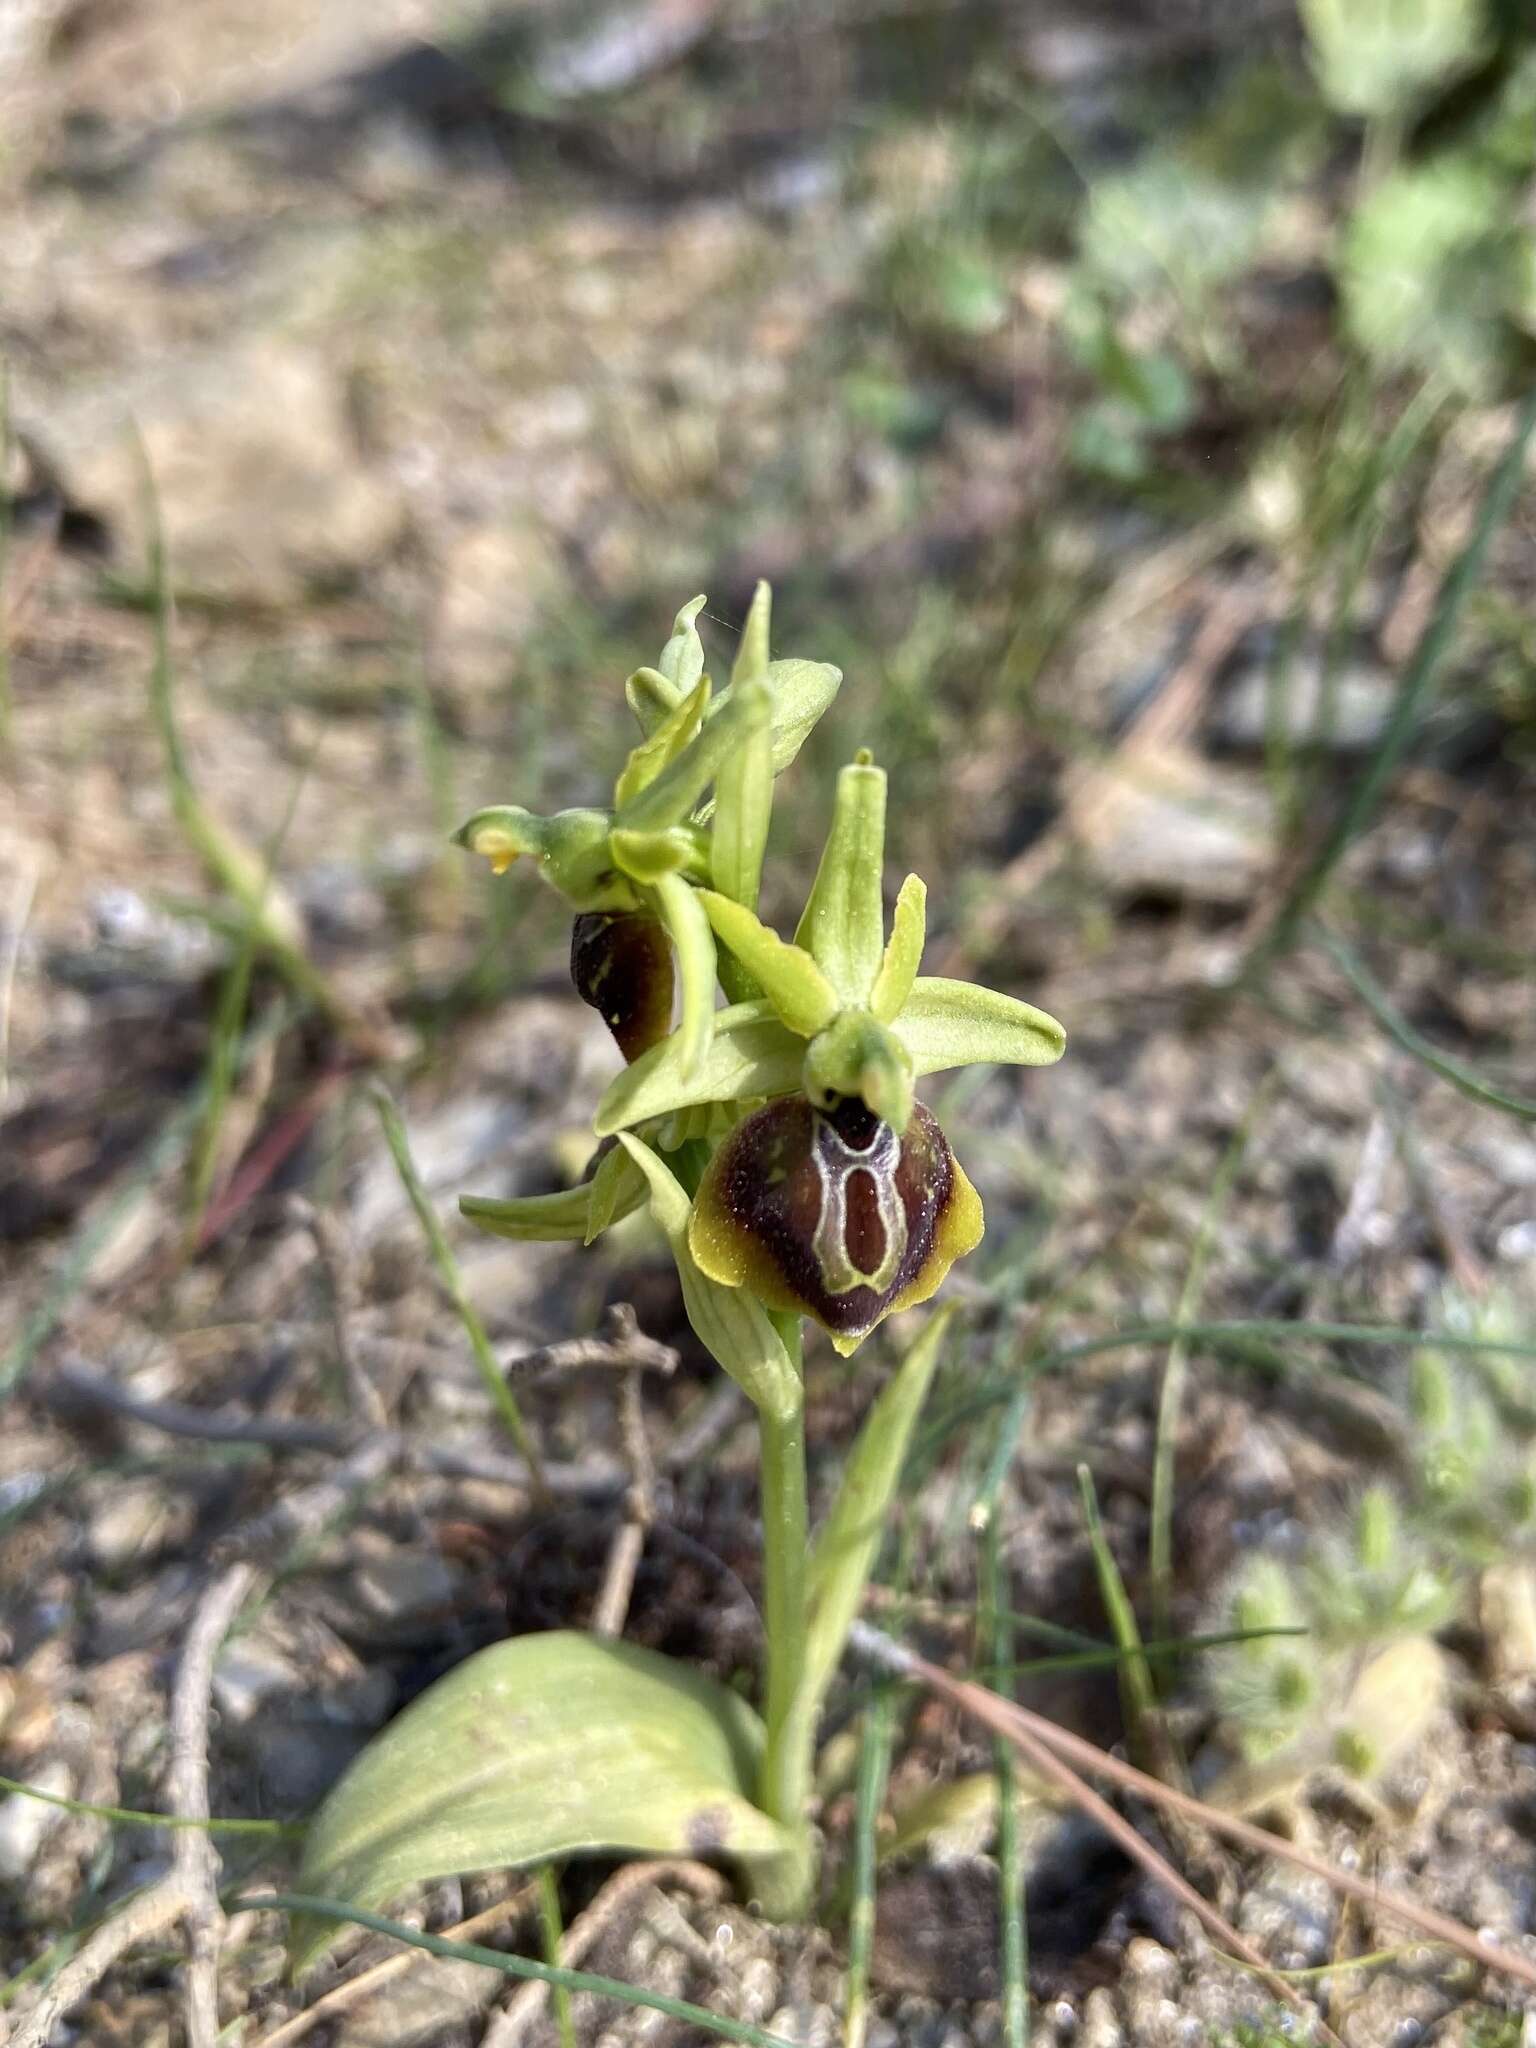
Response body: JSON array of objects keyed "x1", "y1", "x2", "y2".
[{"x1": 755, "y1": 1314, "x2": 816, "y2": 1916}]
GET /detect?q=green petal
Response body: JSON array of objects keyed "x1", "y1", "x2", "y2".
[
  {"x1": 869, "y1": 873, "x2": 926, "y2": 1023},
  {"x1": 892, "y1": 977, "x2": 1066, "y2": 1075},
  {"x1": 696, "y1": 891, "x2": 837, "y2": 1038},
  {"x1": 617, "y1": 1134, "x2": 800, "y2": 1420},
  {"x1": 729, "y1": 579, "x2": 772, "y2": 688},
  {"x1": 650, "y1": 871, "x2": 717, "y2": 1079},
  {"x1": 801, "y1": 1008, "x2": 913, "y2": 1134},
  {"x1": 459, "y1": 1141, "x2": 646, "y2": 1244},
  {"x1": 614, "y1": 675, "x2": 710, "y2": 810},
  {"x1": 594, "y1": 1000, "x2": 803, "y2": 1136},
  {"x1": 617, "y1": 679, "x2": 771, "y2": 833},
  {"x1": 794, "y1": 754, "x2": 888, "y2": 1004}
]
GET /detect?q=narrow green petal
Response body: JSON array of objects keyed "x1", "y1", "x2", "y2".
[
  {"x1": 729, "y1": 580, "x2": 771, "y2": 688},
  {"x1": 794, "y1": 754, "x2": 888, "y2": 1004},
  {"x1": 459, "y1": 1141, "x2": 647, "y2": 1245},
  {"x1": 617, "y1": 1134, "x2": 800, "y2": 1420},
  {"x1": 869, "y1": 874, "x2": 927, "y2": 1023},
  {"x1": 892, "y1": 978, "x2": 1066, "y2": 1075},
  {"x1": 658, "y1": 595, "x2": 707, "y2": 691},
  {"x1": 617, "y1": 679, "x2": 771, "y2": 833},
  {"x1": 801, "y1": 1009, "x2": 913, "y2": 1134},
  {"x1": 614, "y1": 675, "x2": 710, "y2": 810},
  {"x1": 697, "y1": 891, "x2": 837, "y2": 1038},
  {"x1": 651, "y1": 871, "x2": 717, "y2": 1079},
  {"x1": 710, "y1": 709, "x2": 772, "y2": 914},
  {"x1": 594, "y1": 1001, "x2": 803, "y2": 1136}
]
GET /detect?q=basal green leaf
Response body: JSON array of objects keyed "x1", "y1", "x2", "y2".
[
  {"x1": 614, "y1": 676, "x2": 710, "y2": 811},
  {"x1": 293, "y1": 1632, "x2": 795, "y2": 1969},
  {"x1": 697, "y1": 893, "x2": 838, "y2": 1038},
  {"x1": 618, "y1": 1136, "x2": 801, "y2": 1419},
  {"x1": 801, "y1": 1308, "x2": 953, "y2": 1713},
  {"x1": 892, "y1": 978, "x2": 1066, "y2": 1074},
  {"x1": 594, "y1": 1002, "x2": 802, "y2": 1136},
  {"x1": 869, "y1": 874, "x2": 926, "y2": 1023},
  {"x1": 794, "y1": 756, "x2": 888, "y2": 1005}
]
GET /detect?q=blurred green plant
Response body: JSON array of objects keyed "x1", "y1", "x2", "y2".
[{"x1": 294, "y1": 587, "x2": 1066, "y2": 1952}]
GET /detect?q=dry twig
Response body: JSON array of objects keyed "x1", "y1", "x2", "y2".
[{"x1": 10, "y1": 1564, "x2": 258, "y2": 2048}]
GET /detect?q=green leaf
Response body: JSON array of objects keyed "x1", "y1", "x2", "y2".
[
  {"x1": 292, "y1": 1632, "x2": 795, "y2": 1970},
  {"x1": 458, "y1": 1141, "x2": 646, "y2": 1245},
  {"x1": 892, "y1": 978, "x2": 1066, "y2": 1074},
  {"x1": 730, "y1": 579, "x2": 772, "y2": 689},
  {"x1": 651, "y1": 871, "x2": 717, "y2": 1079},
  {"x1": 618, "y1": 681, "x2": 771, "y2": 834},
  {"x1": 801, "y1": 1308, "x2": 954, "y2": 1713},
  {"x1": 794, "y1": 756, "x2": 888, "y2": 1005},
  {"x1": 618, "y1": 1136, "x2": 801, "y2": 1419},
  {"x1": 594, "y1": 1001, "x2": 803, "y2": 1136},
  {"x1": 710, "y1": 711, "x2": 773, "y2": 917},
  {"x1": 696, "y1": 893, "x2": 838, "y2": 1038},
  {"x1": 614, "y1": 676, "x2": 710, "y2": 810},
  {"x1": 869, "y1": 874, "x2": 926, "y2": 1023},
  {"x1": 1300, "y1": 0, "x2": 1488, "y2": 122}
]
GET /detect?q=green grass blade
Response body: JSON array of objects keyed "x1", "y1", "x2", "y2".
[
  {"x1": 1242, "y1": 385, "x2": 1536, "y2": 979},
  {"x1": 246, "y1": 1894, "x2": 801, "y2": 2047},
  {"x1": 0, "y1": 1774, "x2": 289, "y2": 1837},
  {"x1": 842, "y1": 1685, "x2": 896, "y2": 2048},
  {"x1": 370, "y1": 1086, "x2": 545, "y2": 1490},
  {"x1": 537, "y1": 1866, "x2": 576, "y2": 2048},
  {"x1": 1323, "y1": 929, "x2": 1536, "y2": 1123},
  {"x1": 1076, "y1": 1465, "x2": 1160, "y2": 1764},
  {"x1": 979, "y1": 1510, "x2": 1029, "y2": 2048}
]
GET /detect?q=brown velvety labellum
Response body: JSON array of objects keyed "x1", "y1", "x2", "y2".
[
  {"x1": 694, "y1": 1095, "x2": 960, "y2": 1342},
  {"x1": 570, "y1": 911, "x2": 674, "y2": 1063}
]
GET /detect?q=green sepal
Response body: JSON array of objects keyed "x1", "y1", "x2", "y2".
[
  {"x1": 594, "y1": 1000, "x2": 802, "y2": 1137},
  {"x1": 696, "y1": 892, "x2": 838, "y2": 1038},
  {"x1": 649, "y1": 870, "x2": 717, "y2": 1079},
  {"x1": 609, "y1": 825, "x2": 705, "y2": 885},
  {"x1": 290, "y1": 1630, "x2": 798, "y2": 1970},
  {"x1": 617, "y1": 679, "x2": 771, "y2": 833},
  {"x1": 458, "y1": 1139, "x2": 647, "y2": 1245},
  {"x1": 870, "y1": 874, "x2": 926, "y2": 1023},
  {"x1": 614, "y1": 675, "x2": 710, "y2": 810},
  {"x1": 625, "y1": 665, "x2": 681, "y2": 736},
  {"x1": 710, "y1": 702, "x2": 773, "y2": 914},
  {"x1": 794, "y1": 755, "x2": 888, "y2": 1005},
  {"x1": 891, "y1": 977, "x2": 1066, "y2": 1074},
  {"x1": 618, "y1": 1134, "x2": 801, "y2": 1420},
  {"x1": 659, "y1": 594, "x2": 707, "y2": 691},
  {"x1": 801, "y1": 1009, "x2": 914, "y2": 1134},
  {"x1": 729, "y1": 578, "x2": 772, "y2": 688},
  {"x1": 757, "y1": 658, "x2": 843, "y2": 776},
  {"x1": 802, "y1": 1306, "x2": 954, "y2": 1713}
]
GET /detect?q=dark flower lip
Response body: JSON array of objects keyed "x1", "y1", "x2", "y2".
[
  {"x1": 688, "y1": 1094, "x2": 983, "y2": 1354},
  {"x1": 570, "y1": 911, "x2": 675, "y2": 1064}
]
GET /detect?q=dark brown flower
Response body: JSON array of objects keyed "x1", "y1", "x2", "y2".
[
  {"x1": 688, "y1": 1094, "x2": 982, "y2": 1355},
  {"x1": 570, "y1": 910, "x2": 674, "y2": 1064}
]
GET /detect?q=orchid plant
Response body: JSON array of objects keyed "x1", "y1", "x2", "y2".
[{"x1": 294, "y1": 588, "x2": 1065, "y2": 1955}]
